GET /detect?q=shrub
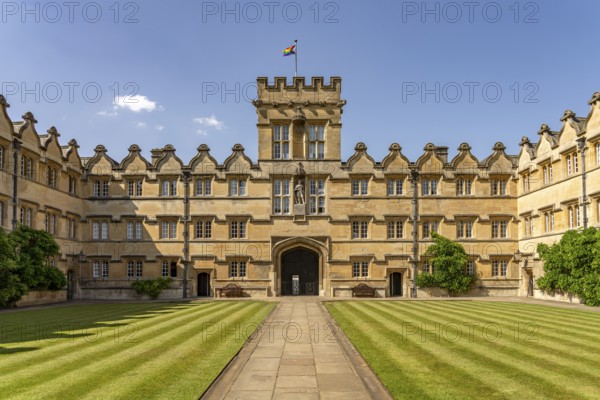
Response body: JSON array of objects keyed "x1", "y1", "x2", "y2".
[
  {"x1": 416, "y1": 233, "x2": 475, "y2": 296},
  {"x1": 131, "y1": 277, "x2": 173, "y2": 299},
  {"x1": 537, "y1": 227, "x2": 600, "y2": 306}
]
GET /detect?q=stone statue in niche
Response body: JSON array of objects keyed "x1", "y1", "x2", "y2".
[{"x1": 294, "y1": 182, "x2": 305, "y2": 204}]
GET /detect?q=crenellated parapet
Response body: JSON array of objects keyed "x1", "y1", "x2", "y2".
[{"x1": 254, "y1": 77, "x2": 345, "y2": 107}]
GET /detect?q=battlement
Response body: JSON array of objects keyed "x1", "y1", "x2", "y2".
[{"x1": 255, "y1": 76, "x2": 343, "y2": 105}]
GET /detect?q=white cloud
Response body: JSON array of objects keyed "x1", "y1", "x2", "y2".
[
  {"x1": 136, "y1": 121, "x2": 147, "y2": 128},
  {"x1": 114, "y1": 95, "x2": 161, "y2": 113},
  {"x1": 97, "y1": 110, "x2": 118, "y2": 117},
  {"x1": 196, "y1": 129, "x2": 208, "y2": 136},
  {"x1": 155, "y1": 125, "x2": 165, "y2": 131},
  {"x1": 193, "y1": 115, "x2": 224, "y2": 130}
]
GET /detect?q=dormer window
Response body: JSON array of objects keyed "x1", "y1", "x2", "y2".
[
  {"x1": 422, "y1": 179, "x2": 438, "y2": 196},
  {"x1": 229, "y1": 178, "x2": 247, "y2": 196},
  {"x1": 128, "y1": 179, "x2": 143, "y2": 196},
  {"x1": 542, "y1": 163, "x2": 553, "y2": 185},
  {"x1": 68, "y1": 174, "x2": 78, "y2": 195},
  {"x1": 491, "y1": 179, "x2": 507, "y2": 196},
  {"x1": 21, "y1": 155, "x2": 33, "y2": 178},
  {"x1": 195, "y1": 177, "x2": 212, "y2": 196},
  {"x1": 308, "y1": 125, "x2": 325, "y2": 159},
  {"x1": 456, "y1": 178, "x2": 472, "y2": 196},
  {"x1": 566, "y1": 152, "x2": 579, "y2": 176},
  {"x1": 160, "y1": 179, "x2": 177, "y2": 196},
  {"x1": 93, "y1": 179, "x2": 110, "y2": 197},
  {"x1": 273, "y1": 125, "x2": 290, "y2": 160},
  {"x1": 352, "y1": 178, "x2": 369, "y2": 196},
  {"x1": 47, "y1": 166, "x2": 57, "y2": 188}
]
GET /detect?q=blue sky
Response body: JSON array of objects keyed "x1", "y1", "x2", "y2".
[{"x1": 1, "y1": 0, "x2": 598, "y2": 163}]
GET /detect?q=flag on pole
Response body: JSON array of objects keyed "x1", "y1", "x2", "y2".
[{"x1": 282, "y1": 44, "x2": 296, "y2": 56}]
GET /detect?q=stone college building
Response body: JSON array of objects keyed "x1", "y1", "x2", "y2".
[{"x1": 0, "y1": 77, "x2": 599, "y2": 300}]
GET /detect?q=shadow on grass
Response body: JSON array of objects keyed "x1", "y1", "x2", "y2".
[
  {"x1": 0, "y1": 346, "x2": 39, "y2": 354},
  {"x1": 0, "y1": 301, "x2": 196, "y2": 347}
]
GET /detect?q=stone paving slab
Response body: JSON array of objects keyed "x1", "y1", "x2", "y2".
[{"x1": 211, "y1": 298, "x2": 381, "y2": 399}]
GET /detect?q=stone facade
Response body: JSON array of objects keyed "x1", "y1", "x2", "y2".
[{"x1": 0, "y1": 78, "x2": 598, "y2": 299}]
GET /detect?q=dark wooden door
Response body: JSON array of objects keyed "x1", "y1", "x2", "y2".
[
  {"x1": 197, "y1": 273, "x2": 210, "y2": 297},
  {"x1": 390, "y1": 272, "x2": 402, "y2": 297},
  {"x1": 67, "y1": 270, "x2": 74, "y2": 301}
]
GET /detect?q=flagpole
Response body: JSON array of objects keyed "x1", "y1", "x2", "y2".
[{"x1": 294, "y1": 39, "x2": 298, "y2": 77}]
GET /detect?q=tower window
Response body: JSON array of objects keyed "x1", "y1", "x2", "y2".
[
  {"x1": 308, "y1": 125, "x2": 325, "y2": 159},
  {"x1": 273, "y1": 125, "x2": 290, "y2": 160}
]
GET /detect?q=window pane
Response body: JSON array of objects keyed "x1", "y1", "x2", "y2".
[
  {"x1": 317, "y1": 197, "x2": 325, "y2": 213},
  {"x1": 239, "y1": 180, "x2": 246, "y2": 195},
  {"x1": 274, "y1": 179, "x2": 281, "y2": 195},
  {"x1": 274, "y1": 197, "x2": 281, "y2": 214},
  {"x1": 283, "y1": 179, "x2": 290, "y2": 195},
  {"x1": 282, "y1": 143, "x2": 289, "y2": 159},
  {"x1": 282, "y1": 125, "x2": 289, "y2": 141},
  {"x1": 283, "y1": 197, "x2": 290, "y2": 214},
  {"x1": 317, "y1": 142, "x2": 324, "y2": 159},
  {"x1": 205, "y1": 221, "x2": 212, "y2": 238}
]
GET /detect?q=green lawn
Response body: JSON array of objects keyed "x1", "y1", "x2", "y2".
[
  {"x1": 325, "y1": 301, "x2": 600, "y2": 400},
  {"x1": 0, "y1": 301, "x2": 275, "y2": 400}
]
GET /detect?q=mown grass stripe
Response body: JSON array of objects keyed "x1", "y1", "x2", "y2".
[
  {"x1": 48, "y1": 302, "x2": 271, "y2": 400},
  {"x1": 333, "y1": 302, "x2": 515, "y2": 399},
  {"x1": 452, "y1": 301, "x2": 600, "y2": 333},
  {"x1": 326, "y1": 303, "x2": 437, "y2": 400},
  {"x1": 0, "y1": 302, "x2": 194, "y2": 352},
  {"x1": 103, "y1": 302, "x2": 275, "y2": 400},
  {"x1": 355, "y1": 302, "x2": 582, "y2": 399},
  {"x1": 329, "y1": 301, "x2": 594, "y2": 399},
  {"x1": 390, "y1": 301, "x2": 600, "y2": 370},
  {"x1": 0, "y1": 302, "x2": 242, "y2": 392},
  {"x1": 369, "y1": 302, "x2": 600, "y2": 384},
  {"x1": 0, "y1": 302, "x2": 226, "y2": 377},
  {"x1": 418, "y1": 301, "x2": 600, "y2": 361}
]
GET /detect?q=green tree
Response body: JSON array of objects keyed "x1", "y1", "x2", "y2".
[
  {"x1": 0, "y1": 226, "x2": 66, "y2": 307},
  {"x1": 416, "y1": 233, "x2": 475, "y2": 296},
  {"x1": 0, "y1": 229, "x2": 27, "y2": 306},
  {"x1": 537, "y1": 227, "x2": 600, "y2": 306}
]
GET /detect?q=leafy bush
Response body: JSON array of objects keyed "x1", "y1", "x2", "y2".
[
  {"x1": 415, "y1": 233, "x2": 475, "y2": 296},
  {"x1": 131, "y1": 277, "x2": 173, "y2": 299},
  {"x1": 0, "y1": 226, "x2": 65, "y2": 307},
  {"x1": 537, "y1": 227, "x2": 600, "y2": 306}
]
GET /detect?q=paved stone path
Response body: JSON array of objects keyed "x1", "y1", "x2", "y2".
[{"x1": 221, "y1": 298, "x2": 373, "y2": 400}]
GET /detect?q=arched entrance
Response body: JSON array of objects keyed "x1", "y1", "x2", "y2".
[
  {"x1": 197, "y1": 272, "x2": 210, "y2": 297},
  {"x1": 281, "y1": 248, "x2": 319, "y2": 296},
  {"x1": 389, "y1": 272, "x2": 403, "y2": 297}
]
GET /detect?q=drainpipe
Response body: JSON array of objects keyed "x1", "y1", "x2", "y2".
[
  {"x1": 182, "y1": 170, "x2": 191, "y2": 298},
  {"x1": 12, "y1": 139, "x2": 21, "y2": 231},
  {"x1": 410, "y1": 168, "x2": 419, "y2": 298},
  {"x1": 576, "y1": 137, "x2": 588, "y2": 228}
]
